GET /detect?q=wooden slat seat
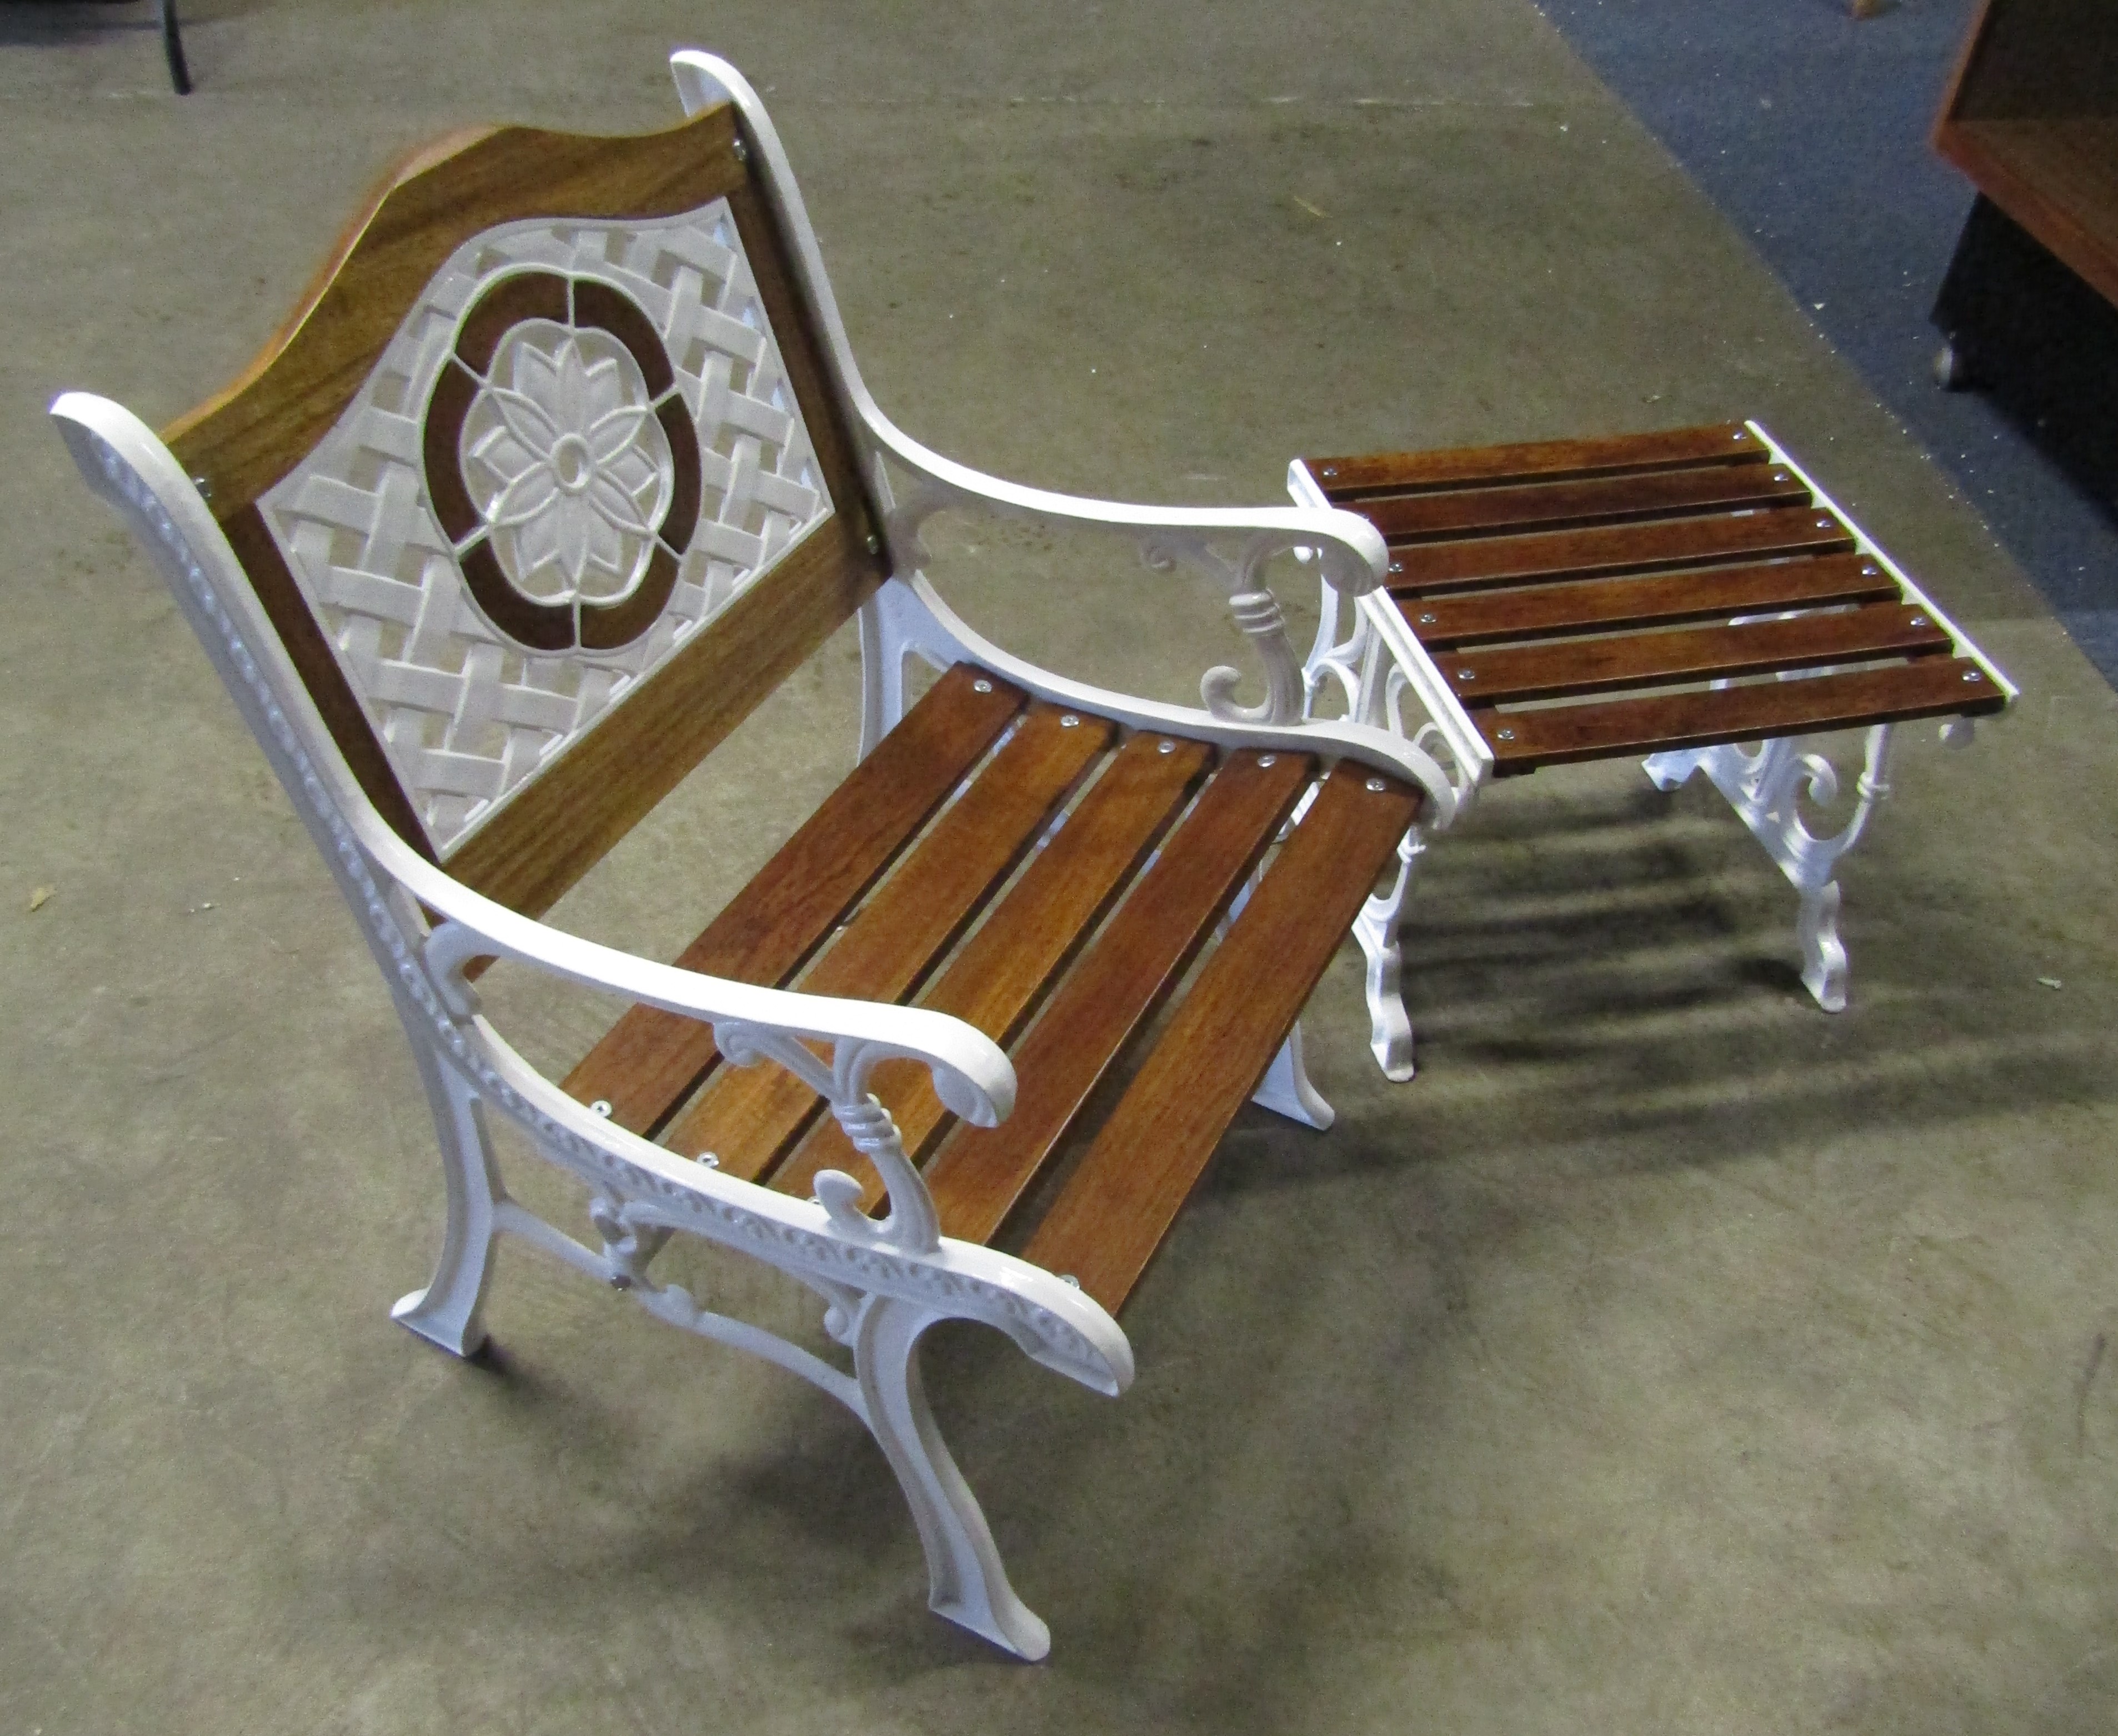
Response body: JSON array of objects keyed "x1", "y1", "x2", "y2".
[
  {"x1": 564, "y1": 661, "x2": 1419, "y2": 1312},
  {"x1": 1297, "y1": 423, "x2": 2009, "y2": 774}
]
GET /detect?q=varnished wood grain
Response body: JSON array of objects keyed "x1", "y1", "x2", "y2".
[
  {"x1": 1391, "y1": 504, "x2": 1857, "y2": 594},
  {"x1": 770, "y1": 731, "x2": 1214, "y2": 1210},
  {"x1": 560, "y1": 663, "x2": 1025, "y2": 1133},
  {"x1": 1936, "y1": 116, "x2": 2118, "y2": 311},
  {"x1": 1303, "y1": 424, "x2": 1763, "y2": 501},
  {"x1": 168, "y1": 106, "x2": 749, "y2": 513},
  {"x1": 923, "y1": 751, "x2": 1317, "y2": 1248},
  {"x1": 660, "y1": 704, "x2": 1115, "y2": 1177},
  {"x1": 1398, "y1": 553, "x2": 1900, "y2": 649},
  {"x1": 1020, "y1": 768, "x2": 1420, "y2": 1313},
  {"x1": 1356, "y1": 462, "x2": 1809, "y2": 544},
  {"x1": 1481, "y1": 658, "x2": 2007, "y2": 772},
  {"x1": 1443, "y1": 603, "x2": 1952, "y2": 707},
  {"x1": 448, "y1": 518, "x2": 884, "y2": 917}
]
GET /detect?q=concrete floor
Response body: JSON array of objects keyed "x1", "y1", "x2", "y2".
[{"x1": 4, "y1": 2, "x2": 2116, "y2": 1730}]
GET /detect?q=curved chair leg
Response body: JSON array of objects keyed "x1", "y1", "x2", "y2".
[
  {"x1": 1797, "y1": 879, "x2": 1849, "y2": 1012},
  {"x1": 390, "y1": 1047, "x2": 505, "y2": 1358},
  {"x1": 1251, "y1": 1019, "x2": 1334, "y2": 1129},
  {"x1": 160, "y1": 0, "x2": 192, "y2": 94},
  {"x1": 1352, "y1": 826, "x2": 1425, "y2": 1081},
  {"x1": 852, "y1": 1294, "x2": 1051, "y2": 1660}
]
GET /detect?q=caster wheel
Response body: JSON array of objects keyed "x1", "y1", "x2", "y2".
[{"x1": 1933, "y1": 340, "x2": 1976, "y2": 392}]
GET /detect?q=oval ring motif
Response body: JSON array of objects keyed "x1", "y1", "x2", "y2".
[{"x1": 422, "y1": 270, "x2": 702, "y2": 653}]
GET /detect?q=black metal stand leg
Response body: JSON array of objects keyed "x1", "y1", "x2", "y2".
[{"x1": 161, "y1": 0, "x2": 192, "y2": 94}]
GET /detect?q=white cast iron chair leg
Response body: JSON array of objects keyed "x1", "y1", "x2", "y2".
[
  {"x1": 1252, "y1": 1020, "x2": 1334, "y2": 1129},
  {"x1": 851, "y1": 1293, "x2": 1053, "y2": 1660},
  {"x1": 1353, "y1": 825, "x2": 1426, "y2": 1082},
  {"x1": 390, "y1": 1042, "x2": 506, "y2": 1359},
  {"x1": 1797, "y1": 879, "x2": 1849, "y2": 1013}
]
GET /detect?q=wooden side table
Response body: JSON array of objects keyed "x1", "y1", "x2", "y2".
[{"x1": 1294, "y1": 422, "x2": 2014, "y2": 1078}]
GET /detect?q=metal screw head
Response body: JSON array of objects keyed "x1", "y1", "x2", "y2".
[
  {"x1": 972, "y1": 678, "x2": 993, "y2": 694},
  {"x1": 1963, "y1": 669, "x2": 1982, "y2": 682},
  {"x1": 1457, "y1": 669, "x2": 1476, "y2": 681},
  {"x1": 1157, "y1": 738, "x2": 1177, "y2": 754},
  {"x1": 1771, "y1": 470, "x2": 1790, "y2": 482},
  {"x1": 189, "y1": 474, "x2": 213, "y2": 502},
  {"x1": 1060, "y1": 713, "x2": 1081, "y2": 728},
  {"x1": 1816, "y1": 517, "x2": 1832, "y2": 529},
  {"x1": 1256, "y1": 753, "x2": 1276, "y2": 767},
  {"x1": 608, "y1": 1272, "x2": 634, "y2": 1290},
  {"x1": 1909, "y1": 614, "x2": 1927, "y2": 628},
  {"x1": 1861, "y1": 563, "x2": 1880, "y2": 576},
  {"x1": 1059, "y1": 1273, "x2": 1081, "y2": 1288},
  {"x1": 697, "y1": 1153, "x2": 719, "y2": 1168},
  {"x1": 865, "y1": 532, "x2": 882, "y2": 555},
  {"x1": 1732, "y1": 430, "x2": 1749, "y2": 441},
  {"x1": 731, "y1": 136, "x2": 750, "y2": 163},
  {"x1": 1320, "y1": 466, "x2": 1338, "y2": 478},
  {"x1": 589, "y1": 1099, "x2": 613, "y2": 1118},
  {"x1": 1389, "y1": 561, "x2": 1403, "y2": 574},
  {"x1": 1496, "y1": 728, "x2": 1516, "y2": 741},
  {"x1": 1418, "y1": 612, "x2": 1438, "y2": 625},
  {"x1": 1365, "y1": 777, "x2": 1386, "y2": 793}
]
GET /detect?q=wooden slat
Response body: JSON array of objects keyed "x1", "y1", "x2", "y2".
[
  {"x1": 1391, "y1": 505, "x2": 1857, "y2": 594},
  {"x1": 1482, "y1": 658, "x2": 2007, "y2": 773},
  {"x1": 1443, "y1": 604, "x2": 1953, "y2": 707},
  {"x1": 660, "y1": 704, "x2": 1115, "y2": 1178},
  {"x1": 1399, "y1": 553, "x2": 1900, "y2": 649},
  {"x1": 923, "y1": 751, "x2": 1316, "y2": 1248},
  {"x1": 449, "y1": 519, "x2": 884, "y2": 915},
  {"x1": 560, "y1": 663, "x2": 1024, "y2": 1134},
  {"x1": 768, "y1": 731, "x2": 1215, "y2": 1209},
  {"x1": 1303, "y1": 424, "x2": 1765, "y2": 501},
  {"x1": 168, "y1": 108, "x2": 753, "y2": 513},
  {"x1": 1357, "y1": 462, "x2": 1809, "y2": 544},
  {"x1": 1021, "y1": 768, "x2": 1421, "y2": 1313}
]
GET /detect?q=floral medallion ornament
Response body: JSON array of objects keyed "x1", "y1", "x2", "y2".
[{"x1": 423, "y1": 271, "x2": 703, "y2": 652}]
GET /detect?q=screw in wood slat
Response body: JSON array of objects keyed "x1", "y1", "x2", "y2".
[{"x1": 972, "y1": 678, "x2": 993, "y2": 693}]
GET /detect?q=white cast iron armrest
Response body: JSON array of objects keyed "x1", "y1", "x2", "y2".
[
  {"x1": 395, "y1": 835, "x2": 1015, "y2": 1131},
  {"x1": 669, "y1": 49, "x2": 1390, "y2": 605}
]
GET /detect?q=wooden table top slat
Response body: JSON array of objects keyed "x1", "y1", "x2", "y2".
[
  {"x1": 922, "y1": 751, "x2": 1314, "y2": 1249},
  {"x1": 1447, "y1": 603, "x2": 1954, "y2": 707},
  {"x1": 1393, "y1": 503, "x2": 1858, "y2": 594},
  {"x1": 1360, "y1": 461, "x2": 1810, "y2": 544},
  {"x1": 1482, "y1": 658, "x2": 2007, "y2": 772},
  {"x1": 1399, "y1": 552, "x2": 1900, "y2": 649},
  {"x1": 1020, "y1": 768, "x2": 1421, "y2": 1313},
  {"x1": 560, "y1": 662, "x2": 1023, "y2": 1134},
  {"x1": 1303, "y1": 423, "x2": 1765, "y2": 499},
  {"x1": 767, "y1": 732, "x2": 1213, "y2": 1210},
  {"x1": 658, "y1": 702, "x2": 1114, "y2": 1178}
]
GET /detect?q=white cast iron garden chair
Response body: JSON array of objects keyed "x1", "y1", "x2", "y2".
[{"x1": 53, "y1": 52, "x2": 1457, "y2": 1659}]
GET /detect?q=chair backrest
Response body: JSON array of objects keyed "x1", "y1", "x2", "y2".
[{"x1": 165, "y1": 103, "x2": 885, "y2": 915}]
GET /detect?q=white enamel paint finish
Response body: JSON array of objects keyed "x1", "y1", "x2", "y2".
[
  {"x1": 56, "y1": 54, "x2": 1466, "y2": 1658},
  {"x1": 1297, "y1": 422, "x2": 2013, "y2": 1048},
  {"x1": 258, "y1": 205, "x2": 833, "y2": 855},
  {"x1": 53, "y1": 391, "x2": 1128, "y2": 1660},
  {"x1": 670, "y1": 52, "x2": 1420, "y2": 764},
  {"x1": 1644, "y1": 724, "x2": 1896, "y2": 1012}
]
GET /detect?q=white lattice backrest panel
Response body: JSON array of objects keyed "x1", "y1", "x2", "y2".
[{"x1": 256, "y1": 203, "x2": 833, "y2": 855}]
